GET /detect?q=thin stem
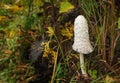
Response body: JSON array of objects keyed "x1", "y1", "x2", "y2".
[
  {"x1": 54, "y1": 34, "x2": 65, "y2": 63},
  {"x1": 50, "y1": 46, "x2": 59, "y2": 83},
  {"x1": 79, "y1": 53, "x2": 87, "y2": 75}
]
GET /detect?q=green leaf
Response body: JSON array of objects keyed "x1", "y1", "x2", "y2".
[
  {"x1": 0, "y1": 26, "x2": 3, "y2": 30},
  {"x1": 118, "y1": 18, "x2": 120, "y2": 29},
  {"x1": 88, "y1": 69, "x2": 97, "y2": 79},
  {"x1": 59, "y1": 1, "x2": 74, "y2": 13}
]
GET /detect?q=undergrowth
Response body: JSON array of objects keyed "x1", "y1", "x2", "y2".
[{"x1": 0, "y1": 0, "x2": 120, "y2": 83}]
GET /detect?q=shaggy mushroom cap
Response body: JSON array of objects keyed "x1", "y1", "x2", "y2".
[{"x1": 72, "y1": 15, "x2": 93, "y2": 54}]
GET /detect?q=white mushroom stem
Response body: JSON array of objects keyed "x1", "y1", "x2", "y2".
[{"x1": 79, "y1": 53, "x2": 87, "y2": 75}]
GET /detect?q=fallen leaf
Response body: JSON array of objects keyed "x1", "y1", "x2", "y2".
[
  {"x1": 59, "y1": 1, "x2": 74, "y2": 13},
  {"x1": 3, "y1": 4, "x2": 23, "y2": 12},
  {"x1": 46, "y1": 27, "x2": 54, "y2": 37},
  {"x1": 4, "y1": 49, "x2": 12, "y2": 54},
  {"x1": 105, "y1": 75, "x2": 114, "y2": 83},
  {"x1": 0, "y1": 16, "x2": 7, "y2": 21}
]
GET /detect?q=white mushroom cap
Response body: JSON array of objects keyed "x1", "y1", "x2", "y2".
[{"x1": 72, "y1": 15, "x2": 93, "y2": 54}]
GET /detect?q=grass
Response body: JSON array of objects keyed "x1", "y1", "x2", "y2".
[
  {"x1": 80, "y1": 0, "x2": 120, "y2": 82},
  {"x1": 0, "y1": 0, "x2": 120, "y2": 83}
]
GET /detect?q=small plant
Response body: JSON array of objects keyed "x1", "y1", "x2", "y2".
[{"x1": 88, "y1": 69, "x2": 97, "y2": 79}]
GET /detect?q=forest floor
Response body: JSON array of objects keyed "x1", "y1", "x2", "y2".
[{"x1": 0, "y1": 0, "x2": 120, "y2": 83}]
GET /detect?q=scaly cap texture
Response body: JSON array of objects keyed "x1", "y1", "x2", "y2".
[{"x1": 72, "y1": 15, "x2": 93, "y2": 54}]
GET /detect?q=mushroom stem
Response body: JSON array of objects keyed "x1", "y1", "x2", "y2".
[{"x1": 79, "y1": 53, "x2": 87, "y2": 75}]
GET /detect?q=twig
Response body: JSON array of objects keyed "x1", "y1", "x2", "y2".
[{"x1": 50, "y1": 47, "x2": 59, "y2": 83}]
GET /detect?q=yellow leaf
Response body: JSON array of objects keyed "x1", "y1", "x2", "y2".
[
  {"x1": 42, "y1": 41, "x2": 57, "y2": 63},
  {"x1": 0, "y1": 16, "x2": 7, "y2": 21},
  {"x1": 105, "y1": 75, "x2": 114, "y2": 83},
  {"x1": 42, "y1": 41, "x2": 51, "y2": 57},
  {"x1": 51, "y1": 50, "x2": 57, "y2": 63},
  {"x1": 4, "y1": 28, "x2": 21, "y2": 38},
  {"x1": 10, "y1": 5, "x2": 23, "y2": 12},
  {"x1": 61, "y1": 24, "x2": 73, "y2": 39},
  {"x1": 2, "y1": 4, "x2": 10, "y2": 9},
  {"x1": 46, "y1": 27, "x2": 54, "y2": 37},
  {"x1": 3, "y1": 4, "x2": 23, "y2": 12},
  {"x1": 59, "y1": 1, "x2": 74, "y2": 13},
  {"x1": 9, "y1": 30, "x2": 17, "y2": 38}
]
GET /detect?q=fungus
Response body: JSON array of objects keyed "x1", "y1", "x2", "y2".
[{"x1": 72, "y1": 15, "x2": 93, "y2": 77}]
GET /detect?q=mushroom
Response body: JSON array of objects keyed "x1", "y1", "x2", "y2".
[{"x1": 72, "y1": 15, "x2": 93, "y2": 77}]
